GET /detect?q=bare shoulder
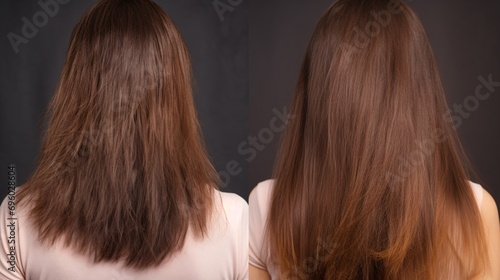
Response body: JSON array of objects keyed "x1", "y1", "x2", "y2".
[{"x1": 479, "y1": 188, "x2": 500, "y2": 279}]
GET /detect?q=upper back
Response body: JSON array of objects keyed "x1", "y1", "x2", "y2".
[{"x1": 0, "y1": 190, "x2": 248, "y2": 280}]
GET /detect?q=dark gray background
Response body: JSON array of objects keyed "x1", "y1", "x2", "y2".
[
  {"x1": 1, "y1": 0, "x2": 499, "y2": 204},
  {"x1": 249, "y1": 0, "x2": 500, "y2": 204},
  {"x1": 0, "y1": 0, "x2": 248, "y2": 199}
]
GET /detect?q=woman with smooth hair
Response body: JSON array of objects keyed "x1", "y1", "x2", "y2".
[
  {"x1": 0, "y1": 0, "x2": 248, "y2": 279},
  {"x1": 249, "y1": 0, "x2": 499, "y2": 279}
]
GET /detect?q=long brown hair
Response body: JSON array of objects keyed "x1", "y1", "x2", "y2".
[
  {"x1": 267, "y1": 0, "x2": 489, "y2": 279},
  {"x1": 17, "y1": 0, "x2": 218, "y2": 269}
]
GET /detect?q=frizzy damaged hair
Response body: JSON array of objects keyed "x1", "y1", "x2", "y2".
[
  {"x1": 17, "y1": 0, "x2": 219, "y2": 269},
  {"x1": 267, "y1": 0, "x2": 489, "y2": 279}
]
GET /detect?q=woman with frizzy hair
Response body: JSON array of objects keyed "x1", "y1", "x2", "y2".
[
  {"x1": 0, "y1": 0, "x2": 248, "y2": 279},
  {"x1": 249, "y1": 0, "x2": 499, "y2": 279}
]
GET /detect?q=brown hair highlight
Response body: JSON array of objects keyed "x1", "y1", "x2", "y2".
[
  {"x1": 267, "y1": 0, "x2": 489, "y2": 279},
  {"x1": 18, "y1": 0, "x2": 219, "y2": 269}
]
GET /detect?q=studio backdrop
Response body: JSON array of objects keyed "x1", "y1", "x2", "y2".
[
  {"x1": 1, "y1": 0, "x2": 499, "y2": 204},
  {"x1": 0, "y1": 0, "x2": 249, "y2": 199},
  {"x1": 249, "y1": 0, "x2": 500, "y2": 203}
]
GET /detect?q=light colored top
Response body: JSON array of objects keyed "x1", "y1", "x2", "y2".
[
  {"x1": 0, "y1": 189, "x2": 248, "y2": 280},
  {"x1": 249, "y1": 179, "x2": 485, "y2": 279}
]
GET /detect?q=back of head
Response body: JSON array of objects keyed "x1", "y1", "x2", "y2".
[
  {"x1": 268, "y1": 0, "x2": 489, "y2": 279},
  {"x1": 18, "y1": 0, "x2": 218, "y2": 269}
]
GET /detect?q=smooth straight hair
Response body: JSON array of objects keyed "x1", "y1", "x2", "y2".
[
  {"x1": 17, "y1": 0, "x2": 219, "y2": 269},
  {"x1": 267, "y1": 0, "x2": 489, "y2": 279}
]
